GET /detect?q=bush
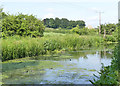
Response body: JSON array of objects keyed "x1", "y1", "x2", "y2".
[
  {"x1": 71, "y1": 25, "x2": 97, "y2": 35},
  {"x1": 1, "y1": 13, "x2": 45, "y2": 38}
]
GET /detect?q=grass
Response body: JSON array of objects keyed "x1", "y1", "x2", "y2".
[{"x1": 2, "y1": 32, "x2": 115, "y2": 61}]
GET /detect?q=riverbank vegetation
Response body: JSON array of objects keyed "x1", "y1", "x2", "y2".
[{"x1": 2, "y1": 33, "x2": 104, "y2": 61}]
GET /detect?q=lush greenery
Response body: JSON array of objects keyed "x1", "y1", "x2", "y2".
[
  {"x1": 89, "y1": 24, "x2": 120, "y2": 85},
  {"x1": 2, "y1": 33, "x2": 105, "y2": 61},
  {"x1": 90, "y1": 45, "x2": 119, "y2": 85},
  {"x1": 1, "y1": 12, "x2": 118, "y2": 61},
  {"x1": 100, "y1": 23, "x2": 117, "y2": 35},
  {"x1": 71, "y1": 25, "x2": 97, "y2": 35},
  {"x1": 1, "y1": 9, "x2": 45, "y2": 38},
  {"x1": 43, "y1": 17, "x2": 85, "y2": 29},
  {"x1": 71, "y1": 24, "x2": 118, "y2": 42},
  {"x1": 1, "y1": 7, "x2": 119, "y2": 85}
]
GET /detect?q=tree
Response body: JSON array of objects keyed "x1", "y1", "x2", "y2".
[
  {"x1": 60, "y1": 18, "x2": 69, "y2": 28},
  {"x1": 43, "y1": 18, "x2": 50, "y2": 27},
  {"x1": 54, "y1": 17, "x2": 60, "y2": 28},
  {"x1": 49, "y1": 18, "x2": 55, "y2": 28},
  {"x1": 76, "y1": 20, "x2": 86, "y2": 28},
  {"x1": 43, "y1": 17, "x2": 86, "y2": 29},
  {"x1": 68, "y1": 20, "x2": 76, "y2": 29}
]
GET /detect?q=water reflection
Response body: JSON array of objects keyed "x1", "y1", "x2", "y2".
[{"x1": 38, "y1": 49, "x2": 113, "y2": 84}]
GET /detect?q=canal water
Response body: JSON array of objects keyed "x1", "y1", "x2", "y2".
[{"x1": 2, "y1": 46, "x2": 115, "y2": 84}]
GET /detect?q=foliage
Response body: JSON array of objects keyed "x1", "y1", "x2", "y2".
[
  {"x1": 71, "y1": 25, "x2": 97, "y2": 35},
  {"x1": 104, "y1": 35, "x2": 116, "y2": 42},
  {"x1": 0, "y1": 8, "x2": 7, "y2": 19},
  {"x1": 100, "y1": 23, "x2": 117, "y2": 35},
  {"x1": 89, "y1": 23, "x2": 119, "y2": 85},
  {"x1": 70, "y1": 25, "x2": 80, "y2": 34},
  {"x1": 44, "y1": 40, "x2": 62, "y2": 51},
  {"x1": 43, "y1": 17, "x2": 85, "y2": 29},
  {"x1": 2, "y1": 33, "x2": 105, "y2": 61},
  {"x1": 112, "y1": 26, "x2": 118, "y2": 42},
  {"x1": 90, "y1": 64, "x2": 119, "y2": 85},
  {"x1": 90, "y1": 45, "x2": 119, "y2": 85},
  {"x1": 1, "y1": 13, "x2": 45, "y2": 38}
]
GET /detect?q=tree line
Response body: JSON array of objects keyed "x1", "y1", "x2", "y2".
[{"x1": 43, "y1": 18, "x2": 85, "y2": 29}]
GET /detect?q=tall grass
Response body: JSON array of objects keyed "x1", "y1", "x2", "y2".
[{"x1": 2, "y1": 33, "x2": 104, "y2": 61}]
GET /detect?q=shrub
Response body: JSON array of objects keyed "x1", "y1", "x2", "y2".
[
  {"x1": 71, "y1": 25, "x2": 97, "y2": 35},
  {"x1": 1, "y1": 13, "x2": 45, "y2": 38}
]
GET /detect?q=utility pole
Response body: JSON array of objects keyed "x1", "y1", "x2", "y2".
[
  {"x1": 99, "y1": 12, "x2": 101, "y2": 35},
  {"x1": 96, "y1": 11, "x2": 104, "y2": 35}
]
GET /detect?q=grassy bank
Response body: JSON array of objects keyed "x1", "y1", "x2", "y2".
[{"x1": 2, "y1": 33, "x2": 105, "y2": 61}]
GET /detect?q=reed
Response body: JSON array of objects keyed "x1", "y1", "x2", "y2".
[{"x1": 2, "y1": 33, "x2": 104, "y2": 61}]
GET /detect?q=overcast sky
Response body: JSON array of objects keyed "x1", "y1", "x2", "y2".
[{"x1": 0, "y1": 0, "x2": 119, "y2": 28}]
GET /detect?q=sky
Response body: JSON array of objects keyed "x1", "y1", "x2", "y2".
[{"x1": 0, "y1": 0, "x2": 119, "y2": 28}]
